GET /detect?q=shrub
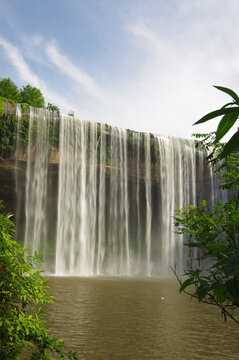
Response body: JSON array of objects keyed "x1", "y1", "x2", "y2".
[{"x1": 0, "y1": 202, "x2": 78, "y2": 359}]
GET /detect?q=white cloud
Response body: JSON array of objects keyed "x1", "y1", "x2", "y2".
[
  {"x1": 128, "y1": 22, "x2": 165, "y2": 53},
  {"x1": 0, "y1": 36, "x2": 80, "y2": 114},
  {"x1": 0, "y1": 36, "x2": 42, "y2": 88},
  {"x1": 46, "y1": 42, "x2": 106, "y2": 101},
  {"x1": 124, "y1": 16, "x2": 239, "y2": 138}
]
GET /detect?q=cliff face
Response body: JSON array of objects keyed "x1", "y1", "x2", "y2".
[
  {"x1": 0, "y1": 102, "x2": 213, "y2": 217},
  {"x1": 0, "y1": 153, "x2": 158, "y2": 219},
  {"x1": 0, "y1": 157, "x2": 16, "y2": 213}
]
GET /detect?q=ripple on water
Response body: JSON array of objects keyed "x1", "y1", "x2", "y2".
[{"x1": 44, "y1": 277, "x2": 239, "y2": 360}]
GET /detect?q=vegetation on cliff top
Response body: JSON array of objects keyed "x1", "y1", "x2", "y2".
[
  {"x1": 0, "y1": 77, "x2": 60, "y2": 112},
  {"x1": 0, "y1": 77, "x2": 61, "y2": 157}
]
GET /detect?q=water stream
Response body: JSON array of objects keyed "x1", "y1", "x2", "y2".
[{"x1": 15, "y1": 107, "x2": 227, "y2": 276}]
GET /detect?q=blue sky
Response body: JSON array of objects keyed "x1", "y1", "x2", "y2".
[{"x1": 0, "y1": 0, "x2": 239, "y2": 138}]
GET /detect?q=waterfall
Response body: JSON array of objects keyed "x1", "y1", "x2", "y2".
[
  {"x1": 55, "y1": 117, "x2": 93, "y2": 275},
  {"x1": 135, "y1": 132, "x2": 141, "y2": 270},
  {"x1": 23, "y1": 108, "x2": 55, "y2": 266},
  {"x1": 96, "y1": 123, "x2": 106, "y2": 274},
  {"x1": 107, "y1": 127, "x2": 130, "y2": 275},
  {"x1": 144, "y1": 134, "x2": 152, "y2": 276},
  {"x1": 15, "y1": 110, "x2": 227, "y2": 277}
]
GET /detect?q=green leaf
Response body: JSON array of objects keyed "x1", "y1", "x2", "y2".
[
  {"x1": 194, "y1": 107, "x2": 239, "y2": 125},
  {"x1": 213, "y1": 85, "x2": 239, "y2": 103},
  {"x1": 213, "y1": 284, "x2": 227, "y2": 303},
  {"x1": 220, "y1": 130, "x2": 239, "y2": 158},
  {"x1": 179, "y1": 278, "x2": 195, "y2": 292},
  {"x1": 224, "y1": 254, "x2": 239, "y2": 276},
  {"x1": 215, "y1": 112, "x2": 239, "y2": 142},
  {"x1": 197, "y1": 283, "x2": 209, "y2": 301},
  {"x1": 221, "y1": 102, "x2": 237, "y2": 109}
]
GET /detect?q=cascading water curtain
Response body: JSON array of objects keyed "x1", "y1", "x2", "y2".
[
  {"x1": 18, "y1": 110, "x2": 224, "y2": 276},
  {"x1": 56, "y1": 116, "x2": 90, "y2": 275},
  {"x1": 24, "y1": 108, "x2": 52, "y2": 263},
  {"x1": 54, "y1": 117, "x2": 200, "y2": 276},
  {"x1": 155, "y1": 137, "x2": 197, "y2": 275}
]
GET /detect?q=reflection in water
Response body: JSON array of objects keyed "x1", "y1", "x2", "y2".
[{"x1": 45, "y1": 277, "x2": 239, "y2": 360}]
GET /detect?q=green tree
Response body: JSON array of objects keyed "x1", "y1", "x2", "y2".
[
  {"x1": 174, "y1": 152, "x2": 239, "y2": 324},
  {"x1": 46, "y1": 103, "x2": 60, "y2": 114},
  {"x1": 194, "y1": 86, "x2": 239, "y2": 159},
  {"x1": 0, "y1": 78, "x2": 21, "y2": 102},
  {"x1": 20, "y1": 84, "x2": 45, "y2": 108},
  {"x1": 0, "y1": 202, "x2": 78, "y2": 359},
  {"x1": 174, "y1": 90, "x2": 239, "y2": 323}
]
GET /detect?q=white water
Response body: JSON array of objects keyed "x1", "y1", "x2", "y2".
[
  {"x1": 107, "y1": 127, "x2": 130, "y2": 275},
  {"x1": 17, "y1": 109, "x2": 227, "y2": 276},
  {"x1": 144, "y1": 133, "x2": 152, "y2": 276},
  {"x1": 56, "y1": 117, "x2": 91, "y2": 275},
  {"x1": 96, "y1": 123, "x2": 106, "y2": 274},
  {"x1": 24, "y1": 108, "x2": 51, "y2": 259}
]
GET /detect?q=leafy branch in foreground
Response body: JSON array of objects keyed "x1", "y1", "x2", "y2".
[
  {"x1": 174, "y1": 152, "x2": 239, "y2": 324},
  {"x1": 0, "y1": 201, "x2": 78, "y2": 360},
  {"x1": 194, "y1": 85, "x2": 239, "y2": 159}
]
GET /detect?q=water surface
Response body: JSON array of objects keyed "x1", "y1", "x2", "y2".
[{"x1": 45, "y1": 277, "x2": 239, "y2": 360}]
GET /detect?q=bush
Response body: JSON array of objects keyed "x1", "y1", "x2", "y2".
[
  {"x1": 0, "y1": 202, "x2": 78, "y2": 359},
  {"x1": 174, "y1": 86, "x2": 239, "y2": 324},
  {"x1": 174, "y1": 149, "x2": 239, "y2": 324}
]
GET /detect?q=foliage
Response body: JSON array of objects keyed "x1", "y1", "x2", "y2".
[
  {"x1": 194, "y1": 86, "x2": 239, "y2": 159},
  {"x1": 192, "y1": 132, "x2": 224, "y2": 165},
  {"x1": 0, "y1": 77, "x2": 61, "y2": 113},
  {"x1": 68, "y1": 111, "x2": 74, "y2": 117},
  {"x1": 0, "y1": 78, "x2": 21, "y2": 102},
  {"x1": 0, "y1": 114, "x2": 18, "y2": 155},
  {"x1": 48, "y1": 118, "x2": 60, "y2": 148},
  {"x1": 0, "y1": 112, "x2": 30, "y2": 156},
  {"x1": 0, "y1": 202, "x2": 78, "y2": 359},
  {"x1": 174, "y1": 86, "x2": 239, "y2": 324},
  {"x1": 0, "y1": 96, "x2": 7, "y2": 116},
  {"x1": 21, "y1": 103, "x2": 30, "y2": 112},
  {"x1": 46, "y1": 103, "x2": 60, "y2": 114},
  {"x1": 20, "y1": 85, "x2": 45, "y2": 108},
  {"x1": 174, "y1": 147, "x2": 239, "y2": 324}
]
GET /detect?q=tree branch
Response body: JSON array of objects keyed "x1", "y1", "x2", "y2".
[{"x1": 171, "y1": 267, "x2": 239, "y2": 325}]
